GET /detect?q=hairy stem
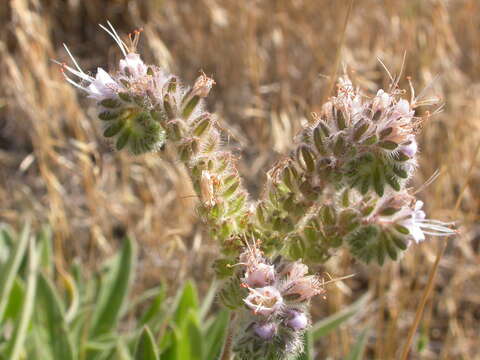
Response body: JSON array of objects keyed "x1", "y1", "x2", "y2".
[{"x1": 219, "y1": 312, "x2": 237, "y2": 360}]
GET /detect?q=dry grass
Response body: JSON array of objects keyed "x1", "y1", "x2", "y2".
[{"x1": 1, "y1": 0, "x2": 479, "y2": 358}]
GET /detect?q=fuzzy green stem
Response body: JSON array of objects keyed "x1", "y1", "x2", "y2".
[{"x1": 219, "y1": 311, "x2": 237, "y2": 360}]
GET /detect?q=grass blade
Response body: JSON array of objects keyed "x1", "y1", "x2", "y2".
[
  {"x1": 90, "y1": 237, "x2": 137, "y2": 338},
  {"x1": 135, "y1": 326, "x2": 159, "y2": 360},
  {"x1": 310, "y1": 292, "x2": 371, "y2": 340},
  {"x1": 5, "y1": 236, "x2": 38, "y2": 360},
  {"x1": 345, "y1": 328, "x2": 369, "y2": 360},
  {"x1": 36, "y1": 272, "x2": 75, "y2": 360},
  {"x1": 0, "y1": 223, "x2": 30, "y2": 322}
]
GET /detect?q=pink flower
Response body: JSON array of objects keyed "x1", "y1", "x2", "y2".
[{"x1": 245, "y1": 263, "x2": 275, "y2": 287}]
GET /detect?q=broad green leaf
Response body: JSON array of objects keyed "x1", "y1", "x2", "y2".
[
  {"x1": 159, "y1": 326, "x2": 183, "y2": 360},
  {"x1": 30, "y1": 327, "x2": 55, "y2": 360},
  {"x1": 35, "y1": 272, "x2": 75, "y2": 360},
  {"x1": 135, "y1": 327, "x2": 159, "y2": 360},
  {"x1": 173, "y1": 280, "x2": 199, "y2": 326},
  {"x1": 345, "y1": 328, "x2": 369, "y2": 360},
  {"x1": 5, "y1": 237, "x2": 38, "y2": 360},
  {"x1": 90, "y1": 237, "x2": 137, "y2": 337},
  {"x1": 3, "y1": 278, "x2": 25, "y2": 321},
  {"x1": 139, "y1": 286, "x2": 166, "y2": 329},
  {"x1": 204, "y1": 309, "x2": 230, "y2": 360},
  {"x1": 310, "y1": 292, "x2": 371, "y2": 340},
  {"x1": 0, "y1": 223, "x2": 30, "y2": 322},
  {"x1": 182, "y1": 310, "x2": 203, "y2": 360}
]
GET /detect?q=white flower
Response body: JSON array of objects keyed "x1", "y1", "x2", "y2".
[
  {"x1": 119, "y1": 53, "x2": 148, "y2": 78},
  {"x1": 86, "y1": 68, "x2": 118, "y2": 101},
  {"x1": 400, "y1": 200, "x2": 426, "y2": 243},
  {"x1": 399, "y1": 139, "x2": 418, "y2": 158},
  {"x1": 58, "y1": 22, "x2": 149, "y2": 101},
  {"x1": 395, "y1": 98, "x2": 412, "y2": 116},
  {"x1": 375, "y1": 89, "x2": 393, "y2": 110},
  {"x1": 397, "y1": 200, "x2": 456, "y2": 244}
]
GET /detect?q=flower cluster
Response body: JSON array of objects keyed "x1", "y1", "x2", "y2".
[
  {"x1": 255, "y1": 77, "x2": 455, "y2": 265},
  {"x1": 231, "y1": 243, "x2": 324, "y2": 359},
  {"x1": 59, "y1": 23, "x2": 456, "y2": 360},
  {"x1": 60, "y1": 23, "x2": 249, "y2": 247}
]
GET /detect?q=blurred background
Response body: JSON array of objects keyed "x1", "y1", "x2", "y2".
[{"x1": 0, "y1": 0, "x2": 479, "y2": 358}]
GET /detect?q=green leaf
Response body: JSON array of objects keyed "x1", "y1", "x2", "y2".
[
  {"x1": 0, "y1": 222, "x2": 30, "y2": 322},
  {"x1": 173, "y1": 280, "x2": 199, "y2": 326},
  {"x1": 90, "y1": 237, "x2": 137, "y2": 338},
  {"x1": 345, "y1": 328, "x2": 369, "y2": 360},
  {"x1": 3, "y1": 278, "x2": 25, "y2": 321},
  {"x1": 139, "y1": 286, "x2": 167, "y2": 330},
  {"x1": 5, "y1": 237, "x2": 38, "y2": 360},
  {"x1": 35, "y1": 272, "x2": 75, "y2": 360},
  {"x1": 204, "y1": 309, "x2": 229, "y2": 360},
  {"x1": 135, "y1": 327, "x2": 159, "y2": 360},
  {"x1": 182, "y1": 310, "x2": 203, "y2": 360},
  {"x1": 298, "y1": 331, "x2": 314, "y2": 360},
  {"x1": 200, "y1": 280, "x2": 218, "y2": 321},
  {"x1": 37, "y1": 225, "x2": 54, "y2": 275},
  {"x1": 310, "y1": 293, "x2": 371, "y2": 340},
  {"x1": 114, "y1": 338, "x2": 133, "y2": 360}
]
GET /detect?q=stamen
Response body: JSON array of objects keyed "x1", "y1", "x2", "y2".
[{"x1": 99, "y1": 22, "x2": 127, "y2": 57}]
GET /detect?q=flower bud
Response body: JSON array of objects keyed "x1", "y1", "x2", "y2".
[
  {"x1": 285, "y1": 310, "x2": 308, "y2": 331},
  {"x1": 192, "y1": 73, "x2": 215, "y2": 98},
  {"x1": 253, "y1": 322, "x2": 277, "y2": 340},
  {"x1": 399, "y1": 139, "x2": 418, "y2": 158}
]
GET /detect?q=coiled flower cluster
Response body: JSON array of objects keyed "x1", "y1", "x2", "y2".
[
  {"x1": 255, "y1": 77, "x2": 455, "y2": 264},
  {"x1": 229, "y1": 244, "x2": 323, "y2": 359},
  {"x1": 60, "y1": 23, "x2": 249, "y2": 247}
]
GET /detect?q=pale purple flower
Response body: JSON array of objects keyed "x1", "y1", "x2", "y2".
[
  {"x1": 244, "y1": 286, "x2": 283, "y2": 316},
  {"x1": 86, "y1": 68, "x2": 118, "y2": 101}
]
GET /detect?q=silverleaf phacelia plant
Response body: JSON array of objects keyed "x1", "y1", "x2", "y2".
[{"x1": 60, "y1": 23, "x2": 455, "y2": 359}]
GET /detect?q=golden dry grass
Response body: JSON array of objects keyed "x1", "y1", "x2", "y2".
[{"x1": 0, "y1": 0, "x2": 479, "y2": 358}]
